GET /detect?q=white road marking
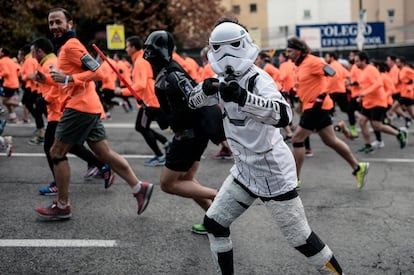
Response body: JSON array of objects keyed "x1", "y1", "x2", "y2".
[
  {"x1": 362, "y1": 158, "x2": 414, "y2": 163},
  {"x1": 0, "y1": 239, "x2": 117, "y2": 247},
  {"x1": 0, "y1": 153, "x2": 153, "y2": 158}
]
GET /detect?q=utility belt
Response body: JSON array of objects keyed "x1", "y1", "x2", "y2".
[{"x1": 174, "y1": 128, "x2": 195, "y2": 141}]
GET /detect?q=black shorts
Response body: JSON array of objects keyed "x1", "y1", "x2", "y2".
[
  {"x1": 360, "y1": 106, "x2": 386, "y2": 121},
  {"x1": 392, "y1": 93, "x2": 401, "y2": 101},
  {"x1": 398, "y1": 96, "x2": 414, "y2": 106},
  {"x1": 165, "y1": 131, "x2": 209, "y2": 172},
  {"x1": 2, "y1": 87, "x2": 18, "y2": 97},
  {"x1": 299, "y1": 109, "x2": 332, "y2": 132}
]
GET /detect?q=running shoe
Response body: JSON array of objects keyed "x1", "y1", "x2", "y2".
[
  {"x1": 371, "y1": 140, "x2": 385, "y2": 149},
  {"x1": 296, "y1": 179, "x2": 302, "y2": 190},
  {"x1": 357, "y1": 145, "x2": 374, "y2": 154},
  {"x1": 397, "y1": 128, "x2": 407, "y2": 149},
  {"x1": 84, "y1": 165, "x2": 100, "y2": 178},
  {"x1": 102, "y1": 164, "x2": 116, "y2": 189},
  {"x1": 405, "y1": 118, "x2": 412, "y2": 128},
  {"x1": 305, "y1": 149, "x2": 314, "y2": 157},
  {"x1": 213, "y1": 148, "x2": 233, "y2": 159},
  {"x1": 28, "y1": 136, "x2": 44, "y2": 145},
  {"x1": 144, "y1": 156, "x2": 165, "y2": 167},
  {"x1": 3, "y1": 136, "x2": 12, "y2": 157},
  {"x1": 164, "y1": 140, "x2": 172, "y2": 154},
  {"x1": 354, "y1": 162, "x2": 369, "y2": 189},
  {"x1": 191, "y1": 223, "x2": 208, "y2": 235},
  {"x1": 39, "y1": 181, "x2": 58, "y2": 195},
  {"x1": 133, "y1": 182, "x2": 154, "y2": 215},
  {"x1": 35, "y1": 200, "x2": 72, "y2": 220}
]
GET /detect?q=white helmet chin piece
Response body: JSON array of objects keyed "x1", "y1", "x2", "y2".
[{"x1": 208, "y1": 22, "x2": 259, "y2": 77}]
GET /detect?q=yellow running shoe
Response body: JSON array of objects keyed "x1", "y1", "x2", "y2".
[{"x1": 355, "y1": 162, "x2": 369, "y2": 189}]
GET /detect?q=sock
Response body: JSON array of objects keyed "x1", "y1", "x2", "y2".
[
  {"x1": 57, "y1": 201, "x2": 67, "y2": 209},
  {"x1": 132, "y1": 181, "x2": 142, "y2": 193}
]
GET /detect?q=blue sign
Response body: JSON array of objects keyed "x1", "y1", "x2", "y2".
[{"x1": 296, "y1": 22, "x2": 385, "y2": 48}]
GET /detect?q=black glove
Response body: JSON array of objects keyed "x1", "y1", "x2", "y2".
[
  {"x1": 312, "y1": 92, "x2": 327, "y2": 110},
  {"x1": 219, "y1": 76, "x2": 247, "y2": 106},
  {"x1": 202, "y1": 78, "x2": 219, "y2": 96}
]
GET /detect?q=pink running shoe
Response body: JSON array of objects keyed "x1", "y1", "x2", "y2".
[
  {"x1": 35, "y1": 200, "x2": 72, "y2": 220},
  {"x1": 133, "y1": 182, "x2": 154, "y2": 215}
]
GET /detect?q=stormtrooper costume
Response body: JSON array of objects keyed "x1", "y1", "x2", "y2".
[{"x1": 188, "y1": 21, "x2": 344, "y2": 275}]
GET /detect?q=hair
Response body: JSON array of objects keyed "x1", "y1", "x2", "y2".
[
  {"x1": 126, "y1": 36, "x2": 143, "y2": 50},
  {"x1": 326, "y1": 51, "x2": 337, "y2": 60},
  {"x1": 214, "y1": 16, "x2": 248, "y2": 32},
  {"x1": 0, "y1": 47, "x2": 10, "y2": 56},
  {"x1": 32, "y1": 37, "x2": 54, "y2": 54},
  {"x1": 19, "y1": 44, "x2": 31, "y2": 55},
  {"x1": 48, "y1": 7, "x2": 72, "y2": 21},
  {"x1": 287, "y1": 37, "x2": 310, "y2": 54},
  {"x1": 387, "y1": 55, "x2": 397, "y2": 61},
  {"x1": 357, "y1": 51, "x2": 369, "y2": 63},
  {"x1": 397, "y1": 56, "x2": 406, "y2": 64}
]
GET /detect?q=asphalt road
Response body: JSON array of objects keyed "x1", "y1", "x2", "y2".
[{"x1": 0, "y1": 106, "x2": 413, "y2": 275}]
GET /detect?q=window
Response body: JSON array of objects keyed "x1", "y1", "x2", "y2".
[
  {"x1": 250, "y1": 3, "x2": 257, "y2": 13},
  {"x1": 387, "y1": 9, "x2": 395, "y2": 23},
  {"x1": 232, "y1": 5, "x2": 240, "y2": 14},
  {"x1": 303, "y1": 9, "x2": 311, "y2": 19},
  {"x1": 388, "y1": 36, "x2": 395, "y2": 44}
]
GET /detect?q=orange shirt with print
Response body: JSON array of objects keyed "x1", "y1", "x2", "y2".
[
  {"x1": 0, "y1": 56, "x2": 20, "y2": 89},
  {"x1": 381, "y1": 72, "x2": 395, "y2": 106},
  {"x1": 326, "y1": 59, "x2": 348, "y2": 94},
  {"x1": 357, "y1": 64, "x2": 387, "y2": 109},
  {"x1": 38, "y1": 53, "x2": 67, "y2": 122},
  {"x1": 349, "y1": 64, "x2": 361, "y2": 98},
  {"x1": 121, "y1": 50, "x2": 159, "y2": 108},
  {"x1": 398, "y1": 66, "x2": 414, "y2": 99},
  {"x1": 20, "y1": 54, "x2": 39, "y2": 92},
  {"x1": 279, "y1": 59, "x2": 296, "y2": 92},
  {"x1": 57, "y1": 38, "x2": 104, "y2": 115},
  {"x1": 296, "y1": 54, "x2": 333, "y2": 111}
]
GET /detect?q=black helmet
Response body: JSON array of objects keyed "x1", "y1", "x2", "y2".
[{"x1": 144, "y1": 30, "x2": 175, "y2": 64}]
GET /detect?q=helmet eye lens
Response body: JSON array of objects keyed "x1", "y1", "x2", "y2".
[
  {"x1": 212, "y1": 44, "x2": 221, "y2": 51},
  {"x1": 230, "y1": 41, "x2": 240, "y2": 48}
]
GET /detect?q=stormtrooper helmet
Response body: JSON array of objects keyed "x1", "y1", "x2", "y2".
[{"x1": 208, "y1": 22, "x2": 259, "y2": 77}]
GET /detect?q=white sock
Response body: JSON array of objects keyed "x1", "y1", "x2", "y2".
[
  {"x1": 132, "y1": 181, "x2": 142, "y2": 194},
  {"x1": 57, "y1": 201, "x2": 67, "y2": 208}
]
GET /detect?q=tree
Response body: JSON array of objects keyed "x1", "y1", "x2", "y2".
[{"x1": 0, "y1": 0, "x2": 227, "y2": 55}]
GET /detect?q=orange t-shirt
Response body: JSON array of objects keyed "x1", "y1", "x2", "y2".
[
  {"x1": 100, "y1": 58, "x2": 117, "y2": 90},
  {"x1": 296, "y1": 54, "x2": 333, "y2": 111},
  {"x1": 20, "y1": 54, "x2": 39, "y2": 92},
  {"x1": 198, "y1": 63, "x2": 215, "y2": 81},
  {"x1": 115, "y1": 59, "x2": 132, "y2": 87},
  {"x1": 57, "y1": 38, "x2": 104, "y2": 115},
  {"x1": 279, "y1": 59, "x2": 296, "y2": 92},
  {"x1": 262, "y1": 63, "x2": 282, "y2": 91},
  {"x1": 381, "y1": 72, "x2": 395, "y2": 106},
  {"x1": 121, "y1": 50, "x2": 159, "y2": 108},
  {"x1": 357, "y1": 64, "x2": 387, "y2": 109},
  {"x1": 38, "y1": 53, "x2": 67, "y2": 122},
  {"x1": 326, "y1": 59, "x2": 348, "y2": 94},
  {"x1": 349, "y1": 64, "x2": 362, "y2": 98},
  {"x1": 388, "y1": 64, "x2": 400, "y2": 94},
  {"x1": 0, "y1": 56, "x2": 20, "y2": 89},
  {"x1": 398, "y1": 66, "x2": 414, "y2": 99}
]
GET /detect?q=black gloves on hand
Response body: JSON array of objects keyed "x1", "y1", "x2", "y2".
[
  {"x1": 219, "y1": 76, "x2": 247, "y2": 106},
  {"x1": 202, "y1": 78, "x2": 219, "y2": 96},
  {"x1": 312, "y1": 92, "x2": 327, "y2": 110}
]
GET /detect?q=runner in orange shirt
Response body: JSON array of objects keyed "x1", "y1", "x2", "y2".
[
  {"x1": 386, "y1": 55, "x2": 411, "y2": 126},
  {"x1": 115, "y1": 35, "x2": 170, "y2": 167},
  {"x1": 396, "y1": 56, "x2": 414, "y2": 125},
  {"x1": 345, "y1": 50, "x2": 362, "y2": 137},
  {"x1": 0, "y1": 47, "x2": 21, "y2": 122},
  {"x1": 18, "y1": 44, "x2": 38, "y2": 123},
  {"x1": 286, "y1": 37, "x2": 368, "y2": 190},
  {"x1": 353, "y1": 52, "x2": 407, "y2": 153},
  {"x1": 31, "y1": 37, "x2": 108, "y2": 195},
  {"x1": 255, "y1": 51, "x2": 282, "y2": 90},
  {"x1": 324, "y1": 52, "x2": 357, "y2": 138},
  {"x1": 35, "y1": 7, "x2": 153, "y2": 220}
]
